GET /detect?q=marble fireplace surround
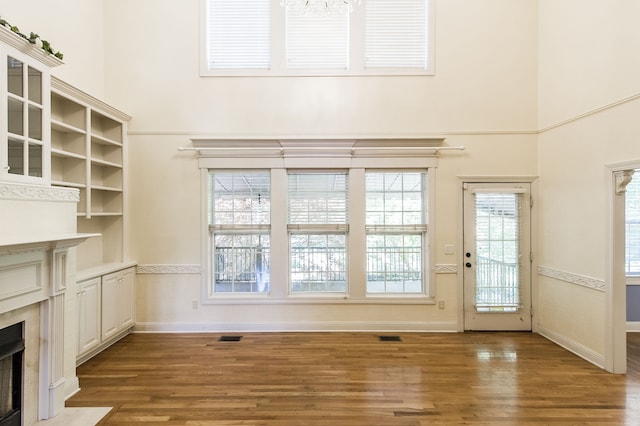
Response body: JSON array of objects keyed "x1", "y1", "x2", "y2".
[{"x1": 0, "y1": 183, "x2": 95, "y2": 424}]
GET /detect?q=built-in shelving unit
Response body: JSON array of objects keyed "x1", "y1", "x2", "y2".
[{"x1": 50, "y1": 77, "x2": 131, "y2": 273}]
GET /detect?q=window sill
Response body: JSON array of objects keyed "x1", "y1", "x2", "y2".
[{"x1": 201, "y1": 295, "x2": 435, "y2": 305}]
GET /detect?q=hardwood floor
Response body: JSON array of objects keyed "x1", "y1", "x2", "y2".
[{"x1": 66, "y1": 332, "x2": 640, "y2": 425}]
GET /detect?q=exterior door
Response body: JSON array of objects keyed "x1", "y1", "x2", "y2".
[{"x1": 463, "y1": 183, "x2": 532, "y2": 330}]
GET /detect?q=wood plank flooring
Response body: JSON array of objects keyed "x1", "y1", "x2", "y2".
[{"x1": 66, "y1": 332, "x2": 640, "y2": 425}]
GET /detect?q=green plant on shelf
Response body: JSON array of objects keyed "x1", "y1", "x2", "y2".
[{"x1": 0, "y1": 17, "x2": 63, "y2": 60}]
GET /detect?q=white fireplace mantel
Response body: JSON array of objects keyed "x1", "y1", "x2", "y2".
[{"x1": 0, "y1": 232, "x2": 97, "y2": 421}]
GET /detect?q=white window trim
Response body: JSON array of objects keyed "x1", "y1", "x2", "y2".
[
  {"x1": 199, "y1": 0, "x2": 436, "y2": 77},
  {"x1": 197, "y1": 138, "x2": 442, "y2": 305}
]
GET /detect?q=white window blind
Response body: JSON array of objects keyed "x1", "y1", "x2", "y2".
[
  {"x1": 285, "y1": 8, "x2": 349, "y2": 69},
  {"x1": 627, "y1": 172, "x2": 640, "y2": 276},
  {"x1": 288, "y1": 173, "x2": 349, "y2": 224},
  {"x1": 474, "y1": 192, "x2": 520, "y2": 311},
  {"x1": 210, "y1": 172, "x2": 270, "y2": 226},
  {"x1": 205, "y1": 0, "x2": 270, "y2": 69},
  {"x1": 365, "y1": 0, "x2": 428, "y2": 69}
]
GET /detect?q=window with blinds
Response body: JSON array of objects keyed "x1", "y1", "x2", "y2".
[
  {"x1": 288, "y1": 172, "x2": 348, "y2": 293},
  {"x1": 286, "y1": 8, "x2": 349, "y2": 69},
  {"x1": 473, "y1": 192, "x2": 520, "y2": 312},
  {"x1": 204, "y1": 0, "x2": 270, "y2": 70},
  {"x1": 365, "y1": 0, "x2": 428, "y2": 69},
  {"x1": 627, "y1": 171, "x2": 640, "y2": 276},
  {"x1": 202, "y1": 0, "x2": 433, "y2": 75},
  {"x1": 209, "y1": 172, "x2": 271, "y2": 294},
  {"x1": 365, "y1": 172, "x2": 427, "y2": 294}
]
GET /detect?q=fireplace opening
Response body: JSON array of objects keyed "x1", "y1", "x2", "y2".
[{"x1": 0, "y1": 322, "x2": 23, "y2": 426}]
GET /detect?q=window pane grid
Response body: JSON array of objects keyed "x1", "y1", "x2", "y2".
[
  {"x1": 367, "y1": 233, "x2": 423, "y2": 293},
  {"x1": 627, "y1": 172, "x2": 640, "y2": 276},
  {"x1": 474, "y1": 193, "x2": 520, "y2": 312},
  {"x1": 210, "y1": 172, "x2": 270, "y2": 225},
  {"x1": 366, "y1": 172, "x2": 426, "y2": 294},
  {"x1": 213, "y1": 234, "x2": 270, "y2": 293},
  {"x1": 209, "y1": 171, "x2": 271, "y2": 294},
  {"x1": 290, "y1": 233, "x2": 347, "y2": 293}
]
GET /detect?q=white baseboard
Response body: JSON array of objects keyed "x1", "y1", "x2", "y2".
[
  {"x1": 538, "y1": 325, "x2": 605, "y2": 369},
  {"x1": 627, "y1": 321, "x2": 640, "y2": 332},
  {"x1": 64, "y1": 376, "x2": 80, "y2": 400},
  {"x1": 133, "y1": 321, "x2": 459, "y2": 333}
]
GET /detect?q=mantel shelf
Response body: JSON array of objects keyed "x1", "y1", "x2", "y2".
[{"x1": 0, "y1": 233, "x2": 101, "y2": 253}]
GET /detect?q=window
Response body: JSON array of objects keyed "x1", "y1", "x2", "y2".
[
  {"x1": 201, "y1": 139, "x2": 439, "y2": 303},
  {"x1": 627, "y1": 171, "x2": 640, "y2": 276},
  {"x1": 203, "y1": 0, "x2": 270, "y2": 70},
  {"x1": 366, "y1": 172, "x2": 427, "y2": 293},
  {"x1": 209, "y1": 172, "x2": 271, "y2": 294},
  {"x1": 201, "y1": 0, "x2": 434, "y2": 76},
  {"x1": 288, "y1": 172, "x2": 349, "y2": 293}
]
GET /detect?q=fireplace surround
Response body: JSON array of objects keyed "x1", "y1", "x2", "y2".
[{"x1": 0, "y1": 183, "x2": 95, "y2": 424}]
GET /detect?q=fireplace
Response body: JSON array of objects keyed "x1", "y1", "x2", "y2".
[
  {"x1": 0, "y1": 322, "x2": 23, "y2": 426},
  {"x1": 0, "y1": 182, "x2": 96, "y2": 424}
]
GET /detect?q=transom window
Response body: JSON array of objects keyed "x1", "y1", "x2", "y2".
[{"x1": 201, "y1": 0, "x2": 434, "y2": 76}]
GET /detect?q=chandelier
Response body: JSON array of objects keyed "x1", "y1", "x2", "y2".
[{"x1": 280, "y1": 0, "x2": 362, "y2": 16}]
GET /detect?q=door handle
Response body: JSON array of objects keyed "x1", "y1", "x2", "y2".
[{"x1": 465, "y1": 262, "x2": 472, "y2": 268}]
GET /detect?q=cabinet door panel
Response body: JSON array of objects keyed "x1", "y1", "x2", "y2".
[
  {"x1": 119, "y1": 268, "x2": 135, "y2": 329},
  {"x1": 101, "y1": 272, "x2": 120, "y2": 341},
  {"x1": 78, "y1": 277, "x2": 101, "y2": 356}
]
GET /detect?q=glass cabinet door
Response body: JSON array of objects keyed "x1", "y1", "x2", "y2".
[{"x1": 4, "y1": 55, "x2": 45, "y2": 180}]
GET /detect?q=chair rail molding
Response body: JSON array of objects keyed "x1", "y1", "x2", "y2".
[{"x1": 538, "y1": 265, "x2": 605, "y2": 292}]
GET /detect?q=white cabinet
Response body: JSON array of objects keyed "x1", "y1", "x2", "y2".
[
  {"x1": 77, "y1": 277, "x2": 101, "y2": 355},
  {"x1": 77, "y1": 265, "x2": 136, "y2": 364},
  {"x1": 101, "y1": 267, "x2": 135, "y2": 342},
  {"x1": 0, "y1": 25, "x2": 60, "y2": 185}
]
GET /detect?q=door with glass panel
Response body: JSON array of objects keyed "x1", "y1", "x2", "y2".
[{"x1": 463, "y1": 183, "x2": 532, "y2": 331}]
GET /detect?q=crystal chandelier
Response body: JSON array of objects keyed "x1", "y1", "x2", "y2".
[{"x1": 280, "y1": 0, "x2": 362, "y2": 16}]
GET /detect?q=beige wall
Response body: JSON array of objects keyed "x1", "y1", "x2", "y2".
[
  {"x1": 1, "y1": 0, "x2": 106, "y2": 98},
  {"x1": 537, "y1": 0, "x2": 640, "y2": 366},
  {"x1": 113, "y1": 0, "x2": 537, "y2": 331},
  {"x1": 14, "y1": 0, "x2": 640, "y2": 368}
]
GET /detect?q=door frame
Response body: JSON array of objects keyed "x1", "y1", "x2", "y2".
[
  {"x1": 457, "y1": 176, "x2": 538, "y2": 332},
  {"x1": 606, "y1": 160, "x2": 639, "y2": 374}
]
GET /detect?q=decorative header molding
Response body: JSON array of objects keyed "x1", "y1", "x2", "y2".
[
  {"x1": 136, "y1": 264, "x2": 202, "y2": 274},
  {"x1": 434, "y1": 264, "x2": 457, "y2": 274},
  {"x1": 0, "y1": 183, "x2": 79, "y2": 202},
  {"x1": 538, "y1": 266, "x2": 605, "y2": 292}
]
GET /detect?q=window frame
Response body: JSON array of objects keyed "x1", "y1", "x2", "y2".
[
  {"x1": 208, "y1": 170, "x2": 272, "y2": 297},
  {"x1": 287, "y1": 171, "x2": 350, "y2": 295},
  {"x1": 198, "y1": 139, "x2": 439, "y2": 305},
  {"x1": 199, "y1": 0, "x2": 436, "y2": 77},
  {"x1": 365, "y1": 170, "x2": 429, "y2": 296}
]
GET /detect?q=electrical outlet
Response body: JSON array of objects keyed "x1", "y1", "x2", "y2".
[
  {"x1": 192, "y1": 300, "x2": 198, "y2": 309},
  {"x1": 438, "y1": 301, "x2": 445, "y2": 309}
]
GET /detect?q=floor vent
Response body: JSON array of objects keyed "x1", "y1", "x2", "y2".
[
  {"x1": 218, "y1": 335, "x2": 243, "y2": 342},
  {"x1": 378, "y1": 335, "x2": 402, "y2": 342}
]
